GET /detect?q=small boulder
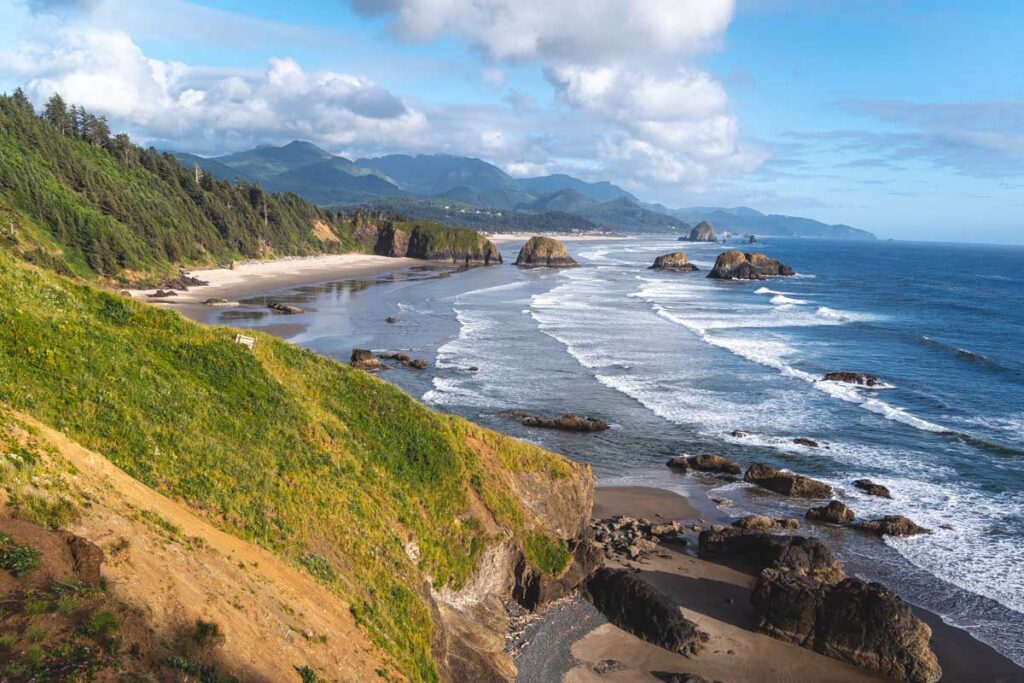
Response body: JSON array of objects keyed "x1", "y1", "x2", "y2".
[
  {"x1": 514, "y1": 236, "x2": 579, "y2": 268},
  {"x1": 793, "y1": 437, "x2": 819, "y2": 448},
  {"x1": 806, "y1": 500, "x2": 855, "y2": 525},
  {"x1": 408, "y1": 359, "x2": 428, "y2": 370},
  {"x1": 351, "y1": 349, "x2": 382, "y2": 371},
  {"x1": 268, "y1": 302, "x2": 304, "y2": 314},
  {"x1": 593, "y1": 660, "x2": 626, "y2": 674},
  {"x1": 853, "y1": 479, "x2": 892, "y2": 499},
  {"x1": 385, "y1": 316, "x2": 398, "y2": 324},
  {"x1": 652, "y1": 673, "x2": 712, "y2": 683},
  {"x1": 148, "y1": 289, "x2": 178, "y2": 298},
  {"x1": 650, "y1": 252, "x2": 699, "y2": 272},
  {"x1": 744, "y1": 463, "x2": 832, "y2": 498},
  {"x1": 824, "y1": 372, "x2": 880, "y2": 387},
  {"x1": 665, "y1": 454, "x2": 741, "y2": 475},
  {"x1": 732, "y1": 515, "x2": 800, "y2": 532},
  {"x1": 855, "y1": 516, "x2": 930, "y2": 537},
  {"x1": 731, "y1": 430, "x2": 753, "y2": 438},
  {"x1": 586, "y1": 568, "x2": 708, "y2": 657}
]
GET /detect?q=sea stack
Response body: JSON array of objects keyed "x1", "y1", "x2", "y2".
[
  {"x1": 649, "y1": 252, "x2": 699, "y2": 272},
  {"x1": 708, "y1": 251, "x2": 795, "y2": 280},
  {"x1": 681, "y1": 221, "x2": 718, "y2": 242},
  {"x1": 515, "y1": 236, "x2": 579, "y2": 268}
]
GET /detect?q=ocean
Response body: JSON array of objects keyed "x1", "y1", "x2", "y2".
[{"x1": 204, "y1": 236, "x2": 1024, "y2": 666}]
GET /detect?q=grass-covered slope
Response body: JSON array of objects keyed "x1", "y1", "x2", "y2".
[
  {"x1": 0, "y1": 92, "x2": 362, "y2": 283},
  {"x1": 0, "y1": 250, "x2": 589, "y2": 680}
]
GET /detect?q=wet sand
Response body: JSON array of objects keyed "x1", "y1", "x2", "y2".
[{"x1": 517, "y1": 486, "x2": 1024, "y2": 683}]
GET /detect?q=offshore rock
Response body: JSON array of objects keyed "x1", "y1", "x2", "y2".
[
  {"x1": 681, "y1": 221, "x2": 718, "y2": 242},
  {"x1": 805, "y1": 500, "x2": 855, "y2": 525},
  {"x1": 853, "y1": 479, "x2": 892, "y2": 499},
  {"x1": 500, "y1": 412, "x2": 608, "y2": 432},
  {"x1": 650, "y1": 252, "x2": 699, "y2": 272},
  {"x1": 855, "y1": 515, "x2": 930, "y2": 537},
  {"x1": 350, "y1": 349, "x2": 382, "y2": 371},
  {"x1": 515, "y1": 236, "x2": 579, "y2": 268},
  {"x1": 707, "y1": 251, "x2": 795, "y2": 280},
  {"x1": 744, "y1": 463, "x2": 832, "y2": 498},
  {"x1": 732, "y1": 515, "x2": 800, "y2": 532},
  {"x1": 824, "y1": 371, "x2": 880, "y2": 387},
  {"x1": 666, "y1": 454, "x2": 742, "y2": 475}
]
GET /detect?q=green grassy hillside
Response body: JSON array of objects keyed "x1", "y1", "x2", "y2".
[
  {"x1": 0, "y1": 249, "x2": 586, "y2": 680},
  {"x1": 0, "y1": 92, "x2": 363, "y2": 283}
]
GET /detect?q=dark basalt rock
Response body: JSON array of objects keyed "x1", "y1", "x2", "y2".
[
  {"x1": 824, "y1": 371, "x2": 880, "y2": 387},
  {"x1": 753, "y1": 571, "x2": 942, "y2": 683},
  {"x1": 268, "y1": 302, "x2": 303, "y2": 314},
  {"x1": 514, "y1": 236, "x2": 579, "y2": 268},
  {"x1": 385, "y1": 316, "x2": 398, "y2": 324},
  {"x1": 666, "y1": 454, "x2": 741, "y2": 475},
  {"x1": 650, "y1": 252, "x2": 699, "y2": 272},
  {"x1": 680, "y1": 221, "x2": 718, "y2": 243},
  {"x1": 148, "y1": 289, "x2": 178, "y2": 298},
  {"x1": 748, "y1": 234, "x2": 758, "y2": 244},
  {"x1": 350, "y1": 348, "x2": 382, "y2": 371},
  {"x1": 500, "y1": 411, "x2": 608, "y2": 432},
  {"x1": 732, "y1": 515, "x2": 800, "y2": 532},
  {"x1": 708, "y1": 251, "x2": 795, "y2": 280},
  {"x1": 586, "y1": 568, "x2": 708, "y2": 657},
  {"x1": 744, "y1": 463, "x2": 832, "y2": 498},
  {"x1": 853, "y1": 479, "x2": 892, "y2": 499},
  {"x1": 806, "y1": 500, "x2": 855, "y2": 525},
  {"x1": 731, "y1": 430, "x2": 753, "y2": 438},
  {"x1": 157, "y1": 271, "x2": 209, "y2": 291},
  {"x1": 793, "y1": 437, "x2": 819, "y2": 448},
  {"x1": 855, "y1": 515, "x2": 930, "y2": 537},
  {"x1": 698, "y1": 528, "x2": 845, "y2": 583}
]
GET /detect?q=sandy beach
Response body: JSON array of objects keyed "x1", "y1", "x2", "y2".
[
  {"x1": 127, "y1": 253, "x2": 420, "y2": 320},
  {"x1": 515, "y1": 486, "x2": 1024, "y2": 683}
]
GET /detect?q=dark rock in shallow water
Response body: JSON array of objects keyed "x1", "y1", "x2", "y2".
[
  {"x1": 500, "y1": 411, "x2": 608, "y2": 432},
  {"x1": 824, "y1": 371, "x2": 880, "y2": 387},
  {"x1": 680, "y1": 221, "x2": 718, "y2": 243},
  {"x1": 708, "y1": 251, "x2": 795, "y2": 280},
  {"x1": 856, "y1": 515, "x2": 930, "y2": 537},
  {"x1": 744, "y1": 463, "x2": 832, "y2": 498},
  {"x1": 385, "y1": 316, "x2": 398, "y2": 324},
  {"x1": 749, "y1": 234, "x2": 758, "y2": 244},
  {"x1": 650, "y1": 252, "x2": 699, "y2": 272},
  {"x1": 268, "y1": 301, "x2": 304, "y2": 314},
  {"x1": 753, "y1": 571, "x2": 942, "y2": 683},
  {"x1": 350, "y1": 348, "x2": 382, "y2": 371},
  {"x1": 732, "y1": 514, "x2": 800, "y2": 532},
  {"x1": 731, "y1": 429, "x2": 754, "y2": 438},
  {"x1": 515, "y1": 236, "x2": 579, "y2": 268},
  {"x1": 148, "y1": 289, "x2": 178, "y2": 298},
  {"x1": 665, "y1": 454, "x2": 741, "y2": 475},
  {"x1": 806, "y1": 500, "x2": 855, "y2": 525},
  {"x1": 698, "y1": 528, "x2": 844, "y2": 583},
  {"x1": 586, "y1": 568, "x2": 708, "y2": 657},
  {"x1": 793, "y1": 437, "x2": 819, "y2": 448},
  {"x1": 853, "y1": 479, "x2": 892, "y2": 499}
]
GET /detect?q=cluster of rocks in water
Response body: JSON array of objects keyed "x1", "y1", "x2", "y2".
[
  {"x1": 824, "y1": 371, "x2": 881, "y2": 387},
  {"x1": 350, "y1": 348, "x2": 428, "y2": 371},
  {"x1": 707, "y1": 250, "x2": 795, "y2": 280},
  {"x1": 499, "y1": 411, "x2": 609, "y2": 432}
]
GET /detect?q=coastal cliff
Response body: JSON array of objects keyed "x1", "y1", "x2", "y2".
[
  {"x1": 354, "y1": 212, "x2": 502, "y2": 266},
  {"x1": 0, "y1": 249, "x2": 589, "y2": 682}
]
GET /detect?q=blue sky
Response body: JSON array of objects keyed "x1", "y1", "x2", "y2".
[{"x1": 1, "y1": 0, "x2": 1022, "y2": 243}]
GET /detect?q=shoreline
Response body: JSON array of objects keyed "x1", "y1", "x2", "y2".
[
  {"x1": 516, "y1": 486, "x2": 1024, "y2": 683},
  {"x1": 126, "y1": 253, "x2": 421, "y2": 323},
  {"x1": 485, "y1": 232, "x2": 631, "y2": 243}
]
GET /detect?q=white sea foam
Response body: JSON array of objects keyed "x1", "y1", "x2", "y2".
[
  {"x1": 457, "y1": 280, "x2": 528, "y2": 298},
  {"x1": 770, "y1": 294, "x2": 808, "y2": 305}
]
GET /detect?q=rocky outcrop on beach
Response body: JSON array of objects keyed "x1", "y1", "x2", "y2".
[
  {"x1": 666, "y1": 454, "x2": 742, "y2": 475},
  {"x1": 681, "y1": 221, "x2": 718, "y2": 242},
  {"x1": 824, "y1": 371, "x2": 880, "y2": 387},
  {"x1": 753, "y1": 572, "x2": 942, "y2": 683},
  {"x1": 500, "y1": 411, "x2": 608, "y2": 432},
  {"x1": 268, "y1": 301, "x2": 304, "y2": 314},
  {"x1": 350, "y1": 348, "x2": 382, "y2": 371},
  {"x1": 650, "y1": 252, "x2": 699, "y2": 272},
  {"x1": 378, "y1": 352, "x2": 428, "y2": 369},
  {"x1": 157, "y1": 271, "x2": 209, "y2": 291},
  {"x1": 514, "y1": 236, "x2": 579, "y2": 268},
  {"x1": 853, "y1": 479, "x2": 892, "y2": 498},
  {"x1": 586, "y1": 568, "x2": 709, "y2": 657},
  {"x1": 855, "y1": 515, "x2": 930, "y2": 537},
  {"x1": 744, "y1": 463, "x2": 832, "y2": 498},
  {"x1": 591, "y1": 516, "x2": 683, "y2": 562},
  {"x1": 699, "y1": 528, "x2": 845, "y2": 583},
  {"x1": 805, "y1": 500, "x2": 855, "y2": 525},
  {"x1": 353, "y1": 213, "x2": 503, "y2": 266},
  {"x1": 733, "y1": 514, "x2": 801, "y2": 532},
  {"x1": 707, "y1": 251, "x2": 795, "y2": 280}
]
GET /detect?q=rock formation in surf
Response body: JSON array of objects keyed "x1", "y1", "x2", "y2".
[
  {"x1": 707, "y1": 251, "x2": 795, "y2": 280},
  {"x1": 824, "y1": 371, "x2": 880, "y2": 387},
  {"x1": 650, "y1": 252, "x2": 699, "y2": 272},
  {"x1": 805, "y1": 500, "x2": 855, "y2": 525},
  {"x1": 666, "y1": 454, "x2": 741, "y2": 474},
  {"x1": 514, "y1": 236, "x2": 579, "y2": 268},
  {"x1": 744, "y1": 463, "x2": 832, "y2": 498},
  {"x1": 680, "y1": 221, "x2": 718, "y2": 242},
  {"x1": 500, "y1": 411, "x2": 607, "y2": 432}
]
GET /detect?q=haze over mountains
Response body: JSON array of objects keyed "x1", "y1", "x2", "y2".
[{"x1": 174, "y1": 141, "x2": 875, "y2": 239}]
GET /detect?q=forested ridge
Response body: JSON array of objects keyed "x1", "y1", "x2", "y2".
[{"x1": 0, "y1": 89, "x2": 364, "y2": 283}]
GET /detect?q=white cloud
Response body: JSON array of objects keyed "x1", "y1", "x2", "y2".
[{"x1": 2, "y1": 28, "x2": 428, "y2": 155}]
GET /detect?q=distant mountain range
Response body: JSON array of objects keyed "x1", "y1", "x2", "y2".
[{"x1": 172, "y1": 141, "x2": 875, "y2": 239}]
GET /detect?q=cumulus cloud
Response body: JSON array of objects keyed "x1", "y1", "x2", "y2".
[
  {"x1": 347, "y1": 0, "x2": 762, "y2": 189},
  {"x1": 1, "y1": 28, "x2": 428, "y2": 154}
]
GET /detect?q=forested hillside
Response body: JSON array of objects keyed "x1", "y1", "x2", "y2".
[{"x1": 0, "y1": 90, "x2": 362, "y2": 283}]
